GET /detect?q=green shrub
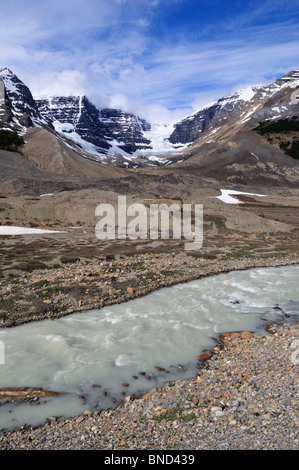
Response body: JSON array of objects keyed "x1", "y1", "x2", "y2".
[
  {"x1": 253, "y1": 116, "x2": 299, "y2": 135},
  {"x1": 283, "y1": 140, "x2": 299, "y2": 160},
  {"x1": 253, "y1": 117, "x2": 299, "y2": 160},
  {"x1": 0, "y1": 129, "x2": 25, "y2": 152}
]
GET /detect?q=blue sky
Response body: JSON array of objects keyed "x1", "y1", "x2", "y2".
[{"x1": 0, "y1": 0, "x2": 298, "y2": 123}]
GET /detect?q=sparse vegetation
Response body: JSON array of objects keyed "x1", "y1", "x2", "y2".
[
  {"x1": 0, "y1": 129, "x2": 25, "y2": 153},
  {"x1": 281, "y1": 140, "x2": 299, "y2": 160},
  {"x1": 60, "y1": 256, "x2": 81, "y2": 264},
  {"x1": 253, "y1": 116, "x2": 299, "y2": 135},
  {"x1": 151, "y1": 404, "x2": 196, "y2": 423},
  {"x1": 253, "y1": 117, "x2": 299, "y2": 160}
]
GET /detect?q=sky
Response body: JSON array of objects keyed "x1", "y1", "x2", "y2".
[{"x1": 0, "y1": 0, "x2": 298, "y2": 124}]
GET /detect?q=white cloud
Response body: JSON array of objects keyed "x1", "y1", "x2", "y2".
[
  {"x1": 29, "y1": 70, "x2": 94, "y2": 98},
  {"x1": 0, "y1": 0, "x2": 298, "y2": 124}
]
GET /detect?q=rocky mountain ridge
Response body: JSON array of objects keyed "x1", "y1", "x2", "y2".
[
  {"x1": 169, "y1": 70, "x2": 299, "y2": 146},
  {"x1": 168, "y1": 86, "x2": 262, "y2": 145},
  {"x1": 35, "y1": 95, "x2": 153, "y2": 156},
  {"x1": 0, "y1": 68, "x2": 185, "y2": 164},
  {"x1": 0, "y1": 67, "x2": 299, "y2": 174},
  {"x1": 167, "y1": 69, "x2": 299, "y2": 186},
  {"x1": 0, "y1": 68, "x2": 50, "y2": 132},
  {"x1": 32, "y1": 67, "x2": 299, "y2": 169}
]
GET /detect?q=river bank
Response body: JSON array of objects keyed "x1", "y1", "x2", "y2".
[
  {"x1": 1, "y1": 249, "x2": 299, "y2": 329},
  {"x1": 0, "y1": 252, "x2": 298, "y2": 449},
  {"x1": 0, "y1": 319, "x2": 298, "y2": 450},
  {"x1": 0, "y1": 220, "x2": 299, "y2": 450}
]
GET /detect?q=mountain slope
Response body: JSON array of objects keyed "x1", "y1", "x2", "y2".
[
  {"x1": 1, "y1": 66, "x2": 299, "y2": 181},
  {"x1": 0, "y1": 124, "x2": 128, "y2": 197},
  {"x1": 0, "y1": 68, "x2": 49, "y2": 132},
  {"x1": 168, "y1": 70, "x2": 299, "y2": 147},
  {"x1": 35, "y1": 95, "x2": 153, "y2": 157},
  {"x1": 166, "y1": 69, "x2": 299, "y2": 185},
  {"x1": 168, "y1": 86, "x2": 260, "y2": 145},
  {"x1": 0, "y1": 69, "x2": 175, "y2": 166}
]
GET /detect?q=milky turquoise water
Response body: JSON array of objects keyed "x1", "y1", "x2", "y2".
[{"x1": 0, "y1": 264, "x2": 298, "y2": 430}]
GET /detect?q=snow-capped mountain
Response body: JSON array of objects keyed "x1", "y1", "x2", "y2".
[
  {"x1": 0, "y1": 69, "x2": 175, "y2": 163},
  {"x1": 33, "y1": 69, "x2": 299, "y2": 165},
  {"x1": 168, "y1": 86, "x2": 261, "y2": 145},
  {"x1": 0, "y1": 68, "x2": 49, "y2": 132},
  {"x1": 169, "y1": 69, "x2": 299, "y2": 149},
  {"x1": 168, "y1": 68, "x2": 299, "y2": 186},
  {"x1": 35, "y1": 95, "x2": 154, "y2": 157},
  {"x1": 0, "y1": 66, "x2": 298, "y2": 173}
]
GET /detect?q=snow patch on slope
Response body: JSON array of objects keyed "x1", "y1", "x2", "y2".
[
  {"x1": 136, "y1": 122, "x2": 188, "y2": 156},
  {"x1": 214, "y1": 190, "x2": 267, "y2": 204},
  {"x1": 0, "y1": 226, "x2": 64, "y2": 235}
]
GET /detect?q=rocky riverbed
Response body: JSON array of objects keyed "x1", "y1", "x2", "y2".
[
  {"x1": 0, "y1": 320, "x2": 298, "y2": 450},
  {"x1": 0, "y1": 203, "x2": 299, "y2": 449},
  {"x1": 1, "y1": 248, "x2": 299, "y2": 329}
]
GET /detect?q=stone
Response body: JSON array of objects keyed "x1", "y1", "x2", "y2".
[
  {"x1": 215, "y1": 410, "x2": 226, "y2": 417},
  {"x1": 124, "y1": 394, "x2": 135, "y2": 403},
  {"x1": 127, "y1": 287, "x2": 134, "y2": 294},
  {"x1": 240, "y1": 331, "x2": 253, "y2": 339},
  {"x1": 200, "y1": 352, "x2": 212, "y2": 360},
  {"x1": 75, "y1": 416, "x2": 85, "y2": 423},
  {"x1": 211, "y1": 406, "x2": 222, "y2": 414}
]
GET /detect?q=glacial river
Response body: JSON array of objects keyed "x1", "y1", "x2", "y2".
[{"x1": 0, "y1": 264, "x2": 298, "y2": 430}]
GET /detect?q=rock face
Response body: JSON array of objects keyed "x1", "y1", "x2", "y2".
[
  {"x1": 100, "y1": 108, "x2": 151, "y2": 154},
  {"x1": 36, "y1": 95, "x2": 111, "y2": 153},
  {"x1": 168, "y1": 70, "x2": 299, "y2": 146},
  {"x1": 0, "y1": 80, "x2": 9, "y2": 122},
  {"x1": 168, "y1": 86, "x2": 261, "y2": 144},
  {"x1": 167, "y1": 69, "x2": 299, "y2": 185},
  {"x1": 0, "y1": 66, "x2": 299, "y2": 174},
  {"x1": 35, "y1": 95, "x2": 152, "y2": 155},
  {"x1": 0, "y1": 68, "x2": 49, "y2": 131},
  {"x1": 0, "y1": 68, "x2": 154, "y2": 160}
]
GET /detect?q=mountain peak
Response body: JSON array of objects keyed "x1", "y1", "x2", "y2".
[
  {"x1": 0, "y1": 68, "x2": 50, "y2": 131},
  {"x1": 34, "y1": 92, "x2": 85, "y2": 101},
  {"x1": 1, "y1": 66, "x2": 299, "y2": 168},
  {"x1": 35, "y1": 95, "x2": 153, "y2": 157},
  {"x1": 0, "y1": 67, "x2": 14, "y2": 77}
]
